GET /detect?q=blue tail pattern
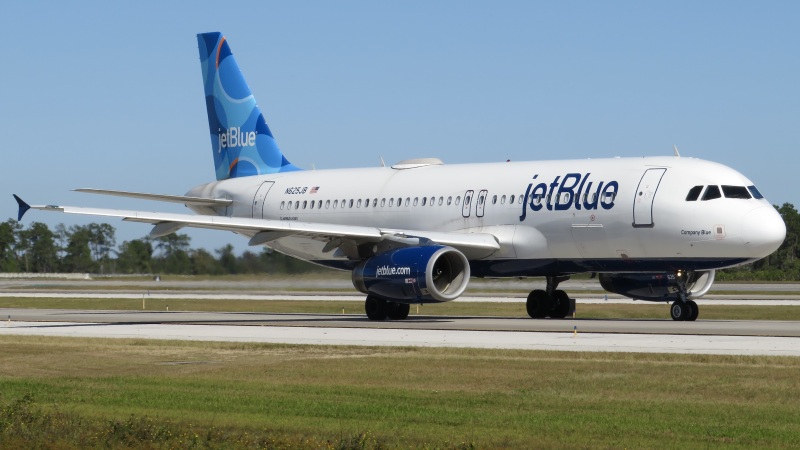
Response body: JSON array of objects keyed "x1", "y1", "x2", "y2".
[{"x1": 197, "y1": 32, "x2": 300, "y2": 180}]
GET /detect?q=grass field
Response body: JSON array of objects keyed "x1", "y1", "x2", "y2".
[
  {"x1": 1, "y1": 336, "x2": 799, "y2": 449},
  {"x1": 2, "y1": 296, "x2": 800, "y2": 321}
]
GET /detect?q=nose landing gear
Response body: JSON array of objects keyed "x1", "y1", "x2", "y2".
[{"x1": 671, "y1": 271, "x2": 699, "y2": 321}]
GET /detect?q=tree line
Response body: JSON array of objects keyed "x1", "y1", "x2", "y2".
[
  {"x1": 1, "y1": 203, "x2": 798, "y2": 280},
  {"x1": 0, "y1": 220, "x2": 323, "y2": 275}
]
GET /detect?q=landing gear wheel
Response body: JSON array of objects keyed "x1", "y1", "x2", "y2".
[
  {"x1": 526, "y1": 290, "x2": 551, "y2": 319},
  {"x1": 550, "y1": 290, "x2": 571, "y2": 319},
  {"x1": 686, "y1": 300, "x2": 699, "y2": 321},
  {"x1": 365, "y1": 295, "x2": 388, "y2": 321},
  {"x1": 670, "y1": 301, "x2": 689, "y2": 321},
  {"x1": 387, "y1": 302, "x2": 410, "y2": 320}
]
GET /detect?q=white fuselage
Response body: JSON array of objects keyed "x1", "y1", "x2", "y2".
[{"x1": 186, "y1": 155, "x2": 784, "y2": 277}]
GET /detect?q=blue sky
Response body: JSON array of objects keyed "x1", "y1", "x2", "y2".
[{"x1": 3, "y1": 1, "x2": 798, "y2": 254}]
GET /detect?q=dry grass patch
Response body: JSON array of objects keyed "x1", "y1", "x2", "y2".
[{"x1": 1, "y1": 336, "x2": 799, "y2": 448}]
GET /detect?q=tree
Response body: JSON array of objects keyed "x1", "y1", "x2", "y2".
[
  {"x1": 62, "y1": 226, "x2": 95, "y2": 273},
  {"x1": 190, "y1": 248, "x2": 222, "y2": 275},
  {"x1": 216, "y1": 244, "x2": 238, "y2": 274},
  {"x1": 18, "y1": 222, "x2": 58, "y2": 273},
  {"x1": 153, "y1": 233, "x2": 192, "y2": 274},
  {"x1": 0, "y1": 219, "x2": 21, "y2": 272},
  {"x1": 116, "y1": 239, "x2": 153, "y2": 274}
]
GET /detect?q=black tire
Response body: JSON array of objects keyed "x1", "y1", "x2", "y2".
[
  {"x1": 387, "y1": 302, "x2": 411, "y2": 320},
  {"x1": 550, "y1": 290, "x2": 571, "y2": 319},
  {"x1": 365, "y1": 295, "x2": 388, "y2": 321},
  {"x1": 526, "y1": 290, "x2": 550, "y2": 319},
  {"x1": 670, "y1": 301, "x2": 686, "y2": 321},
  {"x1": 687, "y1": 300, "x2": 699, "y2": 321}
]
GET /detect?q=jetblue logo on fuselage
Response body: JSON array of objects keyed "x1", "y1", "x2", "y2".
[
  {"x1": 519, "y1": 173, "x2": 619, "y2": 221},
  {"x1": 217, "y1": 127, "x2": 256, "y2": 153}
]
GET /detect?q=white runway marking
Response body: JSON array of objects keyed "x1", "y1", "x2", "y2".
[
  {"x1": 2, "y1": 292, "x2": 799, "y2": 306},
  {"x1": 2, "y1": 321, "x2": 799, "y2": 356}
]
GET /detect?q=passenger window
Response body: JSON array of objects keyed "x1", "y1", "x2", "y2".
[
  {"x1": 349, "y1": 199, "x2": 354, "y2": 208},
  {"x1": 519, "y1": 195, "x2": 524, "y2": 204},
  {"x1": 722, "y1": 185, "x2": 751, "y2": 199},
  {"x1": 702, "y1": 185, "x2": 721, "y2": 201},
  {"x1": 438, "y1": 197, "x2": 443, "y2": 206},
  {"x1": 447, "y1": 196, "x2": 452, "y2": 205},
  {"x1": 280, "y1": 201, "x2": 285, "y2": 210},
  {"x1": 685, "y1": 185, "x2": 703, "y2": 201},
  {"x1": 373, "y1": 199, "x2": 377, "y2": 207},
  {"x1": 389, "y1": 198, "x2": 394, "y2": 207},
  {"x1": 492, "y1": 195, "x2": 497, "y2": 205},
  {"x1": 333, "y1": 200, "x2": 338, "y2": 209},
  {"x1": 357, "y1": 199, "x2": 362, "y2": 208},
  {"x1": 325, "y1": 200, "x2": 330, "y2": 209},
  {"x1": 381, "y1": 198, "x2": 386, "y2": 207},
  {"x1": 318, "y1": 200, "x2": 322, "y2": 209},
  {"x1": 405, "y1": 198, "x2": 410, "y2": 207},
  {"x1": 309, "y1": 201, "x2": 314, "y2": 209},
  {"x1": 510, "y1": 195, "x2": 515, "y2": 204},
  {"x1": 455, "y1": 196, "x2": 461, "y2": 205},
  {"x1": 287, "y1": 201, "x2": 292, "y2": 210},
  {"x1": 421, "y1": 197, "x2": 426, "y2": 206},
  {"x1": 397, "y1": 197, "x2": 402, "y2": 206},
  {"x1": 295, "y1": 201, "x2": 299, "y2": 210},
  {"x1": 501, "y1": 195, "x2": 506, "y2": 204},
  {"x1": 748, "y1": 185, "x2": 764, "y2": 199},
  {"x1": 430, "y1": 196, "x2": 435, "y2": 206},
  {"x1": 414, "y1": 197, "x2": 419, "y2": 206}
]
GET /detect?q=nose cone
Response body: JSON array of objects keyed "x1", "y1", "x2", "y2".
[{"x1": 742, "y1": 206, "x2": 786, "y2": 258}]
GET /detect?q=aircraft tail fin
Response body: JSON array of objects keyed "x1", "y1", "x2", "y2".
[{"x1": 197, "y1": 32, "x2": 300, "y2": 180}]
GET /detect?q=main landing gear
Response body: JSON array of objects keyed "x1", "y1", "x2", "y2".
[
  {"x1": 364, "y1": 295, "x2": 410, "y2": 321},
  {"x1": 670, "y1": 270, "x2": 699, "y2": 321},
  {"x1": 526, "y1": 275, "x2": 573, "y2": 319}
]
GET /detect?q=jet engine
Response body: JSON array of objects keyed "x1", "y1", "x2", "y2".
[
  {"x1": 352, "y1": 245, "x2": 470, "y2": 303},
  {"x1": 598, "y1": 270, "x2": 715, "y2": 301}
]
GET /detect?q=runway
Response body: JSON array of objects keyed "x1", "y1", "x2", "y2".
[{"x1": 2, "y1": 308, "x2": 799, "y2": 356}]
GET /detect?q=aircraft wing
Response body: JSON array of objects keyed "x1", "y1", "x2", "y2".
[{"x1": 13, "y1": 196, "x2": 500, "y2": 257}]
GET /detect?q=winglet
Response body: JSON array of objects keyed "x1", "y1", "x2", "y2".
[{"x1": 13, "y1": 195, "x2": 31, "y2": 221}]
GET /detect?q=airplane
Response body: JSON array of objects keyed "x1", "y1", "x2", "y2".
[{"x1": 14, "y1": 32, "x2": 786, "y2": 322}]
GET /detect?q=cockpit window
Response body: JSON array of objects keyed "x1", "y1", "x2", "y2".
[
  {"x1": 701, "y1": 185, "x2": 721, "y2": 201},
  {"x1": 748, "y1": 185, "x2": 764, "y2": 199},
  {"x1": 685, "y1": 185, "x2": 703, "y2": 201},
  {"x1": 721, "y1": 185, "x2": 751, "y2": 199}
]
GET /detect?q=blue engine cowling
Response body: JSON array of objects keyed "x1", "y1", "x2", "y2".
[
  {"x1": 598, "y1": 270, "x2": 715, "y2": 301},
  {"x1": 352, "y1": 245, "x2": 470, "y2": 303}
]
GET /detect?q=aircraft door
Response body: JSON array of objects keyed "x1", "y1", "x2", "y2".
[
  {"x1": 476, "y1": 190, "x2": 488, "y2": 217},
  {"x1": 252, "y1": 181, "x2": 275, "y2": 218},
  {"x1": 633, "y1": 168, "x2": 666, "y2": 227},
  {"x1": 462, "y1": 190, "x2": 474, "y2": 218}
]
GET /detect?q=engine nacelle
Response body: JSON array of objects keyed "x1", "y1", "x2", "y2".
[
  {"x1": 598, "y1": 270, "x2": 715, "y2": 302},
  {"x1": 352, "y1": 246, "x2": 470, "y2": 303}
]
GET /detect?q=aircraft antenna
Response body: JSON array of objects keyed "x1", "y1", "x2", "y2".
[
  {"x1": 673, "y1": 145, "x2": 681, "y2": 157},
  {"x1": 379, "y1": 156, "x2": 386, "y2": 167}
]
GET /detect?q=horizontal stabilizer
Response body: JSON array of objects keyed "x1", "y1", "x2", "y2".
[{"x1": 74, "y1": 188, "x2": 232, "y2": 207}]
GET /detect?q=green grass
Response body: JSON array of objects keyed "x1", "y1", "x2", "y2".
[
  {"x1": 1, "y1": 336, "x2": 799, "y2": 449},
  {"x1": 2, "y1": 296, "x2": 800, "y2": 320}
]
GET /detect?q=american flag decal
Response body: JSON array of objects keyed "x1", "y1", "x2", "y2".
[{"x1": 310, "y1": 186, "x2": 319, "y2": 194}]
